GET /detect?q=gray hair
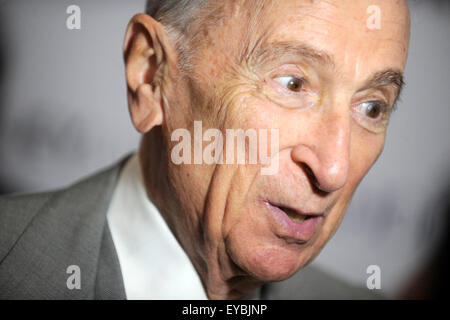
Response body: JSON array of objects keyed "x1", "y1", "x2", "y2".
[
  {"x1": 145, "y1": 0, "x2": 212, "y2": 42},
  {"x1": 146, "y1": 0, "x2": 210, "y2": 28},
  {"x1": 145, "y1": 0, "x2": 212, "y2": 72}
]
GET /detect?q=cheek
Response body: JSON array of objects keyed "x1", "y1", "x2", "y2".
[{"x1": 168, "y1": 163, "x2": 208, "y2": 216}]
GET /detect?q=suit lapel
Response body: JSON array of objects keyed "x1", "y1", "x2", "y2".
[{"x1": 94, "y1": 222, "x2": 126, "y2": 300}]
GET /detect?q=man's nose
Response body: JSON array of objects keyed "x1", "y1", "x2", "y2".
[{"x1": 291, "y1": 110, "x2": 351, "y2": 193}]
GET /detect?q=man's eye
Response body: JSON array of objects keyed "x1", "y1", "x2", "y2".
[
  {"x1": 274, "y1": 76, "x2": 304, "y2": 92},
  {"x1": 358, "y1": 101, "x2": 387, "y2": 120}
]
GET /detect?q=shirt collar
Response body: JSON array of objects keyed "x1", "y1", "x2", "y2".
[{"x1": 107, "y1": 153, "x2": 208, "y2": 299}]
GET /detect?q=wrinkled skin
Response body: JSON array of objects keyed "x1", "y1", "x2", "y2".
[{"x1": 124, "y1": 0, "x2": 410, "y2": 299}]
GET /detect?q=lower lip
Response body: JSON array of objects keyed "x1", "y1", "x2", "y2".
[{"x1": 262, "y1": 201, "x2": 324, "y2": 243}]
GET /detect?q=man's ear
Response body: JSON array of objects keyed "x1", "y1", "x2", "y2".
[{"x1": 123, "y1": 13, "x2": 175, "y2": 134}]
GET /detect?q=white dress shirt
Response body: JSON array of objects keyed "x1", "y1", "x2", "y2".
[{"x1": 106, "y1": 154, "x2": 208, "y2": 300}]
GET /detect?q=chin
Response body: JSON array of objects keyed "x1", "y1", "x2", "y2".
[{"x1": 226, "y1": 233, "x2": 318, "y2": 282}]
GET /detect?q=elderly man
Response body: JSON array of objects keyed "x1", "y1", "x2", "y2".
[{"x1": 0, "y1": 0, "x2": 410, "y2": 299}]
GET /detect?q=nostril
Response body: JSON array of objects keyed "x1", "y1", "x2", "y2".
[
  {"x1": 300, "y1": 163, "x2": 328, "y2": 197},
  {"x1": 303, "y1": 163, "x2": 316, "y2": 184}
]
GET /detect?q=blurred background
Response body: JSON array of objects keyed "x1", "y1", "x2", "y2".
[{"x1": 0, "y1": 0, "x2": 448, "y2": 298}]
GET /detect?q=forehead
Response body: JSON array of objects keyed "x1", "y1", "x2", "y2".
[
  {"x1": 190, "y1": 0, "x2": 410, "y2": 83},
  {"x1": 260, "y1": 0, "x2": 410, "y2": 75}
]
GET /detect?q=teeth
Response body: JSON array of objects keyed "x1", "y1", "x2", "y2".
[{"x1": 283, "y1": 207, "x2": 307, "y2": 223}]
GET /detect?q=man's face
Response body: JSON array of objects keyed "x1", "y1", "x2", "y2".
[{"x1": 163, "y1": 0, "x2": 410, "y2": 282}]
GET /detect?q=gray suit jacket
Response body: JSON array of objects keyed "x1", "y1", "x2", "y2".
[{"x1": 0, "y1": 156, "x2": 379, "y2": 300}]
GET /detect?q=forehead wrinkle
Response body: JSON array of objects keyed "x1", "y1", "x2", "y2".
[
  {"x1": 235, "y1": 0, "x2": 276, "y2": 65},
  {"x1": 249, "y1": 40, "x2": 336, "y2": 72}
]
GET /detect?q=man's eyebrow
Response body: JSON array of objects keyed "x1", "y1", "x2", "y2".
[
  {"x1": 359, "y1": 69, "x2": 405, "y2": 104},
  {"x1": 245, "y1": 40, "x2": 405, "y2": 105},
  {"x1": 248, "y1": 40, "x2": 336, "y2": 69}
]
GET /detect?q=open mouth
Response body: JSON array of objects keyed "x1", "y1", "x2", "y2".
[
  {"x1": 278, "y1": 206, "x2": 314, "y2": 224},
  {"x1": 262, "y1": 200, "x2": 324, "y2": 242}
]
